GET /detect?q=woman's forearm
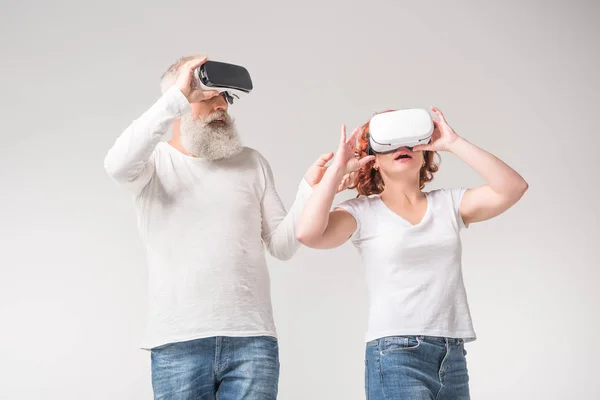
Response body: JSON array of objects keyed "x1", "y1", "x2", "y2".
[
  {"x1": 296, "y1": 163, "x2": 346, "y2": 242},
  {"x1": 448, "y1": 137, "x2": 529, "y2": 197}
]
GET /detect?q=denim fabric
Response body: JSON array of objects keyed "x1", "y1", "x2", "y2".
[
  {"x1": 365, "y1": 336, "x2": 470, "y2": 400},
  {"x1": 151, "y1": 336, "x2": 279, "y2": 400}
]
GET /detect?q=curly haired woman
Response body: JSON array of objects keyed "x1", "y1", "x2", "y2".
[{"x1": 296, "y1": 106, "x2": 528, "y2": 400}]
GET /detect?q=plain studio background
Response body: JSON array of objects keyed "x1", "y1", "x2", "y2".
[{"x1": 1, "y1": 0, "x2": 598, "y2": 399}]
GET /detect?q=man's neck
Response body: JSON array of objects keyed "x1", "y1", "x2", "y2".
[{"x1": 168, "y1": 138, "x2": 193, "y2": 156}]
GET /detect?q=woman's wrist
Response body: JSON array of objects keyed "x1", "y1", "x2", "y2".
[
  {"x1": 329, "y1": 161, "x2": 349, "y2": 178},
  {"x1": 446, "y1": 135, "x2": 465, "y2": 154}
]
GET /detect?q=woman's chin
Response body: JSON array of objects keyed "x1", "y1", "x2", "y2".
[{"x1": 386, "y1": 163, "x2": 419, "y2": 174}]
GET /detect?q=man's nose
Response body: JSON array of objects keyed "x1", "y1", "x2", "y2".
[{"x1": 213, "y1": 94, "x2": 228, "y2": 111}]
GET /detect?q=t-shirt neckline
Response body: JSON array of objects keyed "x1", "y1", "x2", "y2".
[{"x1": 375, "y1": 192, "x2": 432, "y2": 228}]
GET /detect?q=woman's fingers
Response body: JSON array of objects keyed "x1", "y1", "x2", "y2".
[
  {"x1": 340, "y1": 124, "x2": 347, "y2": 145},
  {"x1": 358, "y1": 155, "x2": 376, "y2": 167},
  {"x1": 347, "y1": 125, "x2": 362, "y2": 145},
  {"x1": 413, "y1": 144, "x2": 433, "y2": 152},
  {"x1": 431, "y1": 106, "x2": 447, "y2": 124}
]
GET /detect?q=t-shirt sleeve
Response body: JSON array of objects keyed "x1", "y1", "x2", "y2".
[
  {"x1": 335, "y1": 196, "x2": 366, "y2": 241},
  {"x1": 447, "y1": 187, "x2": 469, "y2": 230}
]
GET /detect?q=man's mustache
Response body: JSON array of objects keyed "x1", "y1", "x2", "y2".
[{"x1": 202, "y1": 111, "x2": 232, "y2": 125}]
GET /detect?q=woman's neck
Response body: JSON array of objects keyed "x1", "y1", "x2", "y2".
[{"x1": 380, "y1": 177, "x2": 424, "y2": 205}]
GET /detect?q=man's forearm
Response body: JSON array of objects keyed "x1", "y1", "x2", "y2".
[
  {"x1": 295, "y1": 163, "x2": 345, "y2": 242},
  {"x1": 261, "y1": 178, "x2": 313, "y2": 261}
]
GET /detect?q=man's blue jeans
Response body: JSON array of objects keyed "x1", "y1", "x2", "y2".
[{"x1": 151, "y1": 336, "x2": 279, "y2": 400}]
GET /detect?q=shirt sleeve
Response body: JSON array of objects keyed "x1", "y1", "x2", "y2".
[
  {"x1": 258, "y1": 154, "x2": 314, "y2": 261},
  {"x1": 103, "y1": 86, "x2": 190, "y2": 195},
  {"x1": 447, "y1": 187, "x2": 469, "y2": 230},
  {"x1": 335, "y1": 197, "x2": 364, "y2": 241}
]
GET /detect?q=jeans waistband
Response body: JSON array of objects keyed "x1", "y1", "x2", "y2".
[
  {"x1": 368, "y1": 335, "x2": 464, "y2": 346},
  {"x1": 417, "y1": 336, "x2": 463, "y2": 345}
]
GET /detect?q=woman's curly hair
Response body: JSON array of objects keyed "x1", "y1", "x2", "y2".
[{"x1": 350, "y1": 111, "x2": 440, "y2": 196}]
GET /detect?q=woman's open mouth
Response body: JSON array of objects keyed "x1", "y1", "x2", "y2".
[{"x1": 394, "y1": 150, "x2": 413, "y2": 162}]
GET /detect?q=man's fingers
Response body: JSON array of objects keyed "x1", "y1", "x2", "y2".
[
  {"x1": 338, "y1": 176, "x2": 350, "y2": 192},
  {"x1": 315, "y1": 152, "x2": 334, "y2": 167},
  {"x1": 345, "y1": 173, "x2": 355, "y2": 186},
  {"x1": 186, "y1": 57, "x2": 208, "y2": 71}
]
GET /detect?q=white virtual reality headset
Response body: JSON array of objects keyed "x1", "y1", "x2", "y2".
[
  {"x1": 367, "y1": 109, "x2": 434, "y2": 155},
  {"x1": 194, "y1": 60, "x2": 253, "y2": 104}
]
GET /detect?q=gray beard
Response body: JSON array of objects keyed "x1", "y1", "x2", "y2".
[{"x1": 179, "y1": 110, "x2": 243, "y2": 160}]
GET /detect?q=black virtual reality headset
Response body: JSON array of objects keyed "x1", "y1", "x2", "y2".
[
  {"x1": 367, "y1": 109, "x2": 434, "y2": 155},
  {"x1": 194, "y1": 60, "x2": 253, "y2": 104}
]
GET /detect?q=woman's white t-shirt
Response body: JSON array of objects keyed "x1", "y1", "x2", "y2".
[{"x1": 336, "y1": 188, "x2": 477, "y2": 343}]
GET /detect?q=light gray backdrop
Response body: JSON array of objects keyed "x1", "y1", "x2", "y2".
[{"x1": 1, "y1": 0, "x2": 598, "y2": 399}]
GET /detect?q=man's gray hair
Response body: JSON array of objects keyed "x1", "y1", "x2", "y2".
[{"x1": 160, "y1": 53, "x2": 207, "y2": 94}]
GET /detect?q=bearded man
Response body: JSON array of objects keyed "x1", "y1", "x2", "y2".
[{"x1": 104, "y1": 55, "x2": 335, "y2": 400}]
